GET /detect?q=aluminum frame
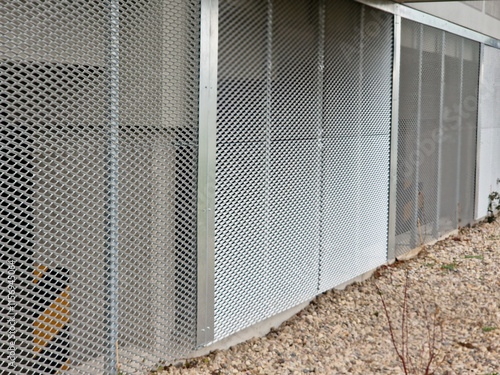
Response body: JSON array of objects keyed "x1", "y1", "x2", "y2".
[
  {"x1": 456, "y1": 38, "x2": 465, "y2": 227},
  {"x1": 105, "y1": 1, "x2": 120, "y2": 372},
  {"x1": 434, "y1": 30, "x2": 446, "y2": 238},
  {"x1": 196, "y1": 0, "x2": 218, "y2": 347},
  {"x1": 387, "y1": 14, "x2": 401, "y2": 261},
  {"x1": 474, "y1": 43, "x2": 484, "y2": 218},
  {"x1": 411, "y1": 23, "x2": 423, "y2": 249}
]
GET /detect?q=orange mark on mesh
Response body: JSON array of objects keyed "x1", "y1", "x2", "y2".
[
  {"x1": 33, "y1": 265, "x2": 48, "y2": 284},
  {"x1": 33, "y1": 286, "x2": 70, "y2": 355},
  {"x1": 60, "y1": 360, "x2": 71, "y2": 371}
]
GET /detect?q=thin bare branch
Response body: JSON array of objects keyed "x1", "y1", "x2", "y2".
[
  {"x1": 376, "y1": 270, "x2": 444, "y2": 375},
  {"x1": 374, "y1": 281, "x2": 408, "y2": 374}
]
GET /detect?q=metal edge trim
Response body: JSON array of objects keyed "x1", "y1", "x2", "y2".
[
  {"x1": 106, "y1": 0, "x2": 119, "y2": 372},
  {"x1": 474, "y1": 43, "x2": 485, "y2": 219},
  {"x1": 455, "y1": 39, "x2": 464, "y2": 227},
  {"x1": 411, "y1": 24, "x2": 423, "y2": 249},
  {"x1": 434, "y1": 30, "x2": 446, "y2": 237},
  {"x1": 196, "y1": 0, "x2": 218, "y2": 347},
  {"x1": 355, "y1": 0, "x2": 500, "y2": 49},
  {"x1": 387, "y1": 14, "x2": 401, "y2": 261}
]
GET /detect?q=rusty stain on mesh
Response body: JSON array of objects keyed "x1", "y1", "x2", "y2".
[{"x1": 1, "y1": 0, "x2": 200, "y2": 373}]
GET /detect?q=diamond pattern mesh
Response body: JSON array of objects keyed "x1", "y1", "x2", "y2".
[
  {"x1": 1, "y1": 1, "x2": 200, "y2": 373},
  {"x1": 215, "y1": 0, "x2": 393, "y2": 341},
  {"x1": 395, "y1": 19, "x2": 480, "y2": 257}
]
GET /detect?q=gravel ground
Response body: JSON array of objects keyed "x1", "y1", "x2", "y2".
[{"x1": 157, "y1": 220, "x2": 500, "y2": 375}]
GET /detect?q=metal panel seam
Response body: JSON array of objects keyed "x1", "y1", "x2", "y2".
[
  {"x1": 411, "y1": 24, "x2": 423, "y2": 249},
  {"x1": 474, "y1": 43, "x2": 485, "y2": 219},
  {"x1": 456, "y1": 39, "x2": 464, "y2": 228},
  {"x1": 105, "y1": 2, "x2": 120, "y2": 372},
  {"x1": 434, "y1": 30, "x2": 446, "y2": 238},
  {"x1": 317, "y1": 0, "x2": 325, "y2": 291}
]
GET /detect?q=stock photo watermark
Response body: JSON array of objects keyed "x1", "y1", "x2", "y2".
[{"x1": 5, "y1": 259, "x2": 17, "y2": 368}]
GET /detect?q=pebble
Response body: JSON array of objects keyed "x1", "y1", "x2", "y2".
[{"x1": 160, "y1": 220, "x2": 500, "y2": 375}]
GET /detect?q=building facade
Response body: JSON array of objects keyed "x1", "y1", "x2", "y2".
[{"x1": 1, "y1": 0, "x2": 500, "y2": 373}]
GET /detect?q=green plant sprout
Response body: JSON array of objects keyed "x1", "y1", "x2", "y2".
[{"x1": 482, "y1": 326, "x2": 498, "y2": 332}]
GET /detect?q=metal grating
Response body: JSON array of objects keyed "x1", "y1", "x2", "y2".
[
  {"x1": 395, "y1": 19, "x2": 480, "y2": 257},
  {"x1": 215, "y1": 0, "x2": 393, "y2": 342},
  {"x1": 459, "y1": 38, "x2": 480, "y2": 226},
  {"x1": 320, "y1": 1, "x2": 393, "y2": 292},
  {"x1": 1, "y1": 1, "x2": 200, "y2": 373},
  {"x1": 476, "y1": 45, "x2": 500, "y2": 219}
]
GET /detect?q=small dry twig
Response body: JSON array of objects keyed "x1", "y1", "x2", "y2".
[{"x1": 375, "y1": 271, "x2": 444, "y2": 375}]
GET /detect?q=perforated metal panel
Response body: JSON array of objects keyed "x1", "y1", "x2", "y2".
[
  {"x1": 476, "y1": 45, "x2": 500, "y2": 218},
  {"x1": 395, "y1": 19, "x2": 479, "y2": 256},
  {"x1": 215, "y1": 0, "x2": 393, "y2": 341},
  {"x1": 320, "y1": 1, "x2": 393, "y2": 291},
  {"x1": 1, "y1": 1, "x2": 200, "y2": 373},
  {"x1": 459, "y1": 38, "x2": 480, "y2": 225}
]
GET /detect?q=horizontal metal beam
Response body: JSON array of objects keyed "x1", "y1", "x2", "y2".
[
  {"x1": 394, "y1": 0, "x2": 479, "y2": 2},
  {"x1": 356, "y1": 0, "x2": 500, "y2": 49}
]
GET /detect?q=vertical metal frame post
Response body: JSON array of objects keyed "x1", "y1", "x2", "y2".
[
  {"x1": 106, "y1": 0, "x2": 120, "y2": 373},
  {"x1": 263, "y1": 0, "x2": 272, "y2": 312},
  {"x1": 196, "y1": 0, "x2": 218, "y2": 347},
  {"x1": 456, "y1": 39, "x2": 464, "y2": 227},
  {"x1": 387, "y1": 13, "x2": 401, "y2": 261},
  {"x1": 434, "y1": 31, "x2": 446, "y2": 238},
  {"x1": 317, "y1": 0, "x2": 325, "y2": 288},
  {"x1": 411, "y1": 24, "x2": 423, "y2": 249},
  {"x1": 474, "y1": 44, "x2": 485, "y2": 218}
]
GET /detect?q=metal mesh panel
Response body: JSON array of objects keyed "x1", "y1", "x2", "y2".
[
  {"x1": 319, "y1": 2, "x2": 393, "y2": 292},
  {"x1": 395, "y1": 20, "x2": 479, "y2": 257},
  {"x1": 215, "y1": 0, "x2": 392, "y2": 341},
  {"x1": 321, "y1": 135, "x2": 390, "y2": 289},
  {"x1": 459, "y1": 38, "x2": 480, "y2": 225},
  {"x1": 439, "y1": 33, "x2": 462, "y2": 236},
  {"x1": 1, "y1": 1, "x2": 200, "y2": 373},
  {"x1": 476, "y1": 45, "x2": 500, "y2": 218}
]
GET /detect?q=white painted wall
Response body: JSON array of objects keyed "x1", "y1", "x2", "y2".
[
  {"x1": 407, "y1": 1, "x2": 500, "y2": 40},
  {"x1": 476, "y1": 45, "x2": 500, "y2": 219}
]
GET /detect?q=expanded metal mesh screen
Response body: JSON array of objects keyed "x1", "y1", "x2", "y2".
[
  {"x1": 476, "y1": 45, "x2": 500, "y2": 219},
  {"x1": 1, "y1": 1, "x2": 200, "y2": 373},
  {"x1": 215, "y1": 0, "x2": 393, "y2": 341},
  {"x1": 3, "y1": 0, "x2": 490, "y2": 369},
  {"x1": 395, "y1": 19, "x2": 480, "y2": 256}
]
